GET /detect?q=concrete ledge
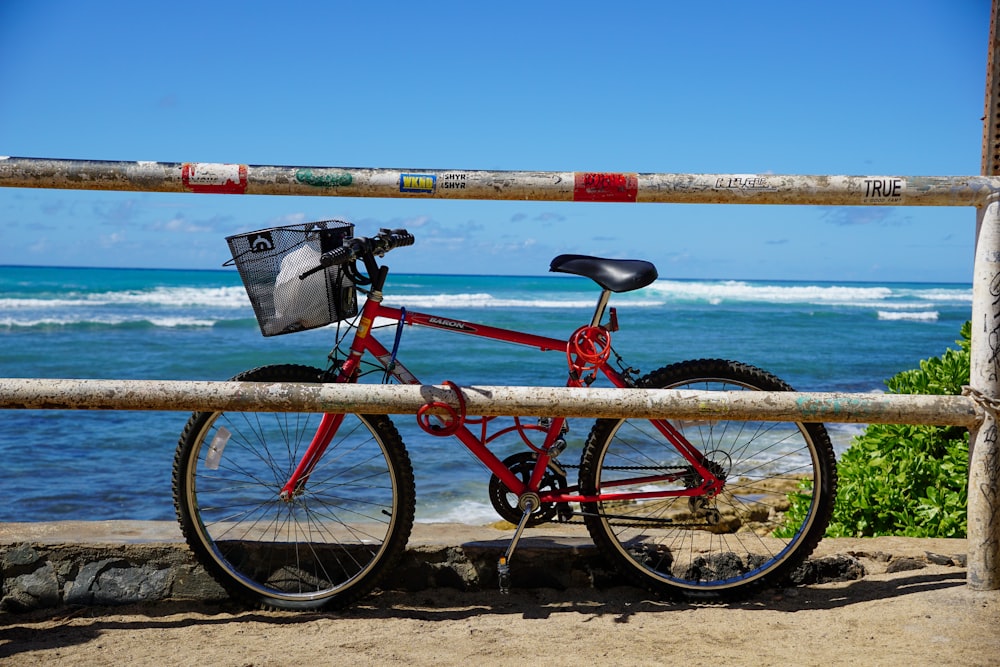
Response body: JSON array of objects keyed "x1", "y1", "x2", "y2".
[{"x1": 0, "y1": 522, "x2": 970, "y2": 612}]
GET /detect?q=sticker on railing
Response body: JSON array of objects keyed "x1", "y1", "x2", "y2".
[
  {"x1": 862, "y1": 177, "x2": 905, "y2": 203},
  {"x1": 181, "y1": 163, "x2": 248, "y2": 194},
  {"x1": 294, "y1": 168, "x2": 353, "y2": 188},
  {"x1": 399, "y1": 173, "x2": 437, "y2": 194},
  {"x1": 441, "y1": 173, "x2": 468, "y2": 190},
  {"x1": 714, "y1": 175, "x2": 777, "y2": 191},
  {"x1": 573, "y1": 172, "x2": 638, "y2": 202}
]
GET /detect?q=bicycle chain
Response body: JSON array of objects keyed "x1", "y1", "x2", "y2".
[
  {"x1": 559, "y1": 463, "x2": 689, "y2": 472},
  {"x1": 554, "y1": 511, "x2": 715, "y2": 529},
  {"x1": 544, "y1": 462, "x2": 705, "y2": 528}
]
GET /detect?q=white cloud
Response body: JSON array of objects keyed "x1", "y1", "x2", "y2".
[
  {"x1": 151, "y1": 215, "x2": 212, "y2": 233},
  {"x1": 28, "y1": 237, "x2": 50, "y2": 254},
  {"x1": 99, "y1": 232, "x2": 125, "y2": 248}
]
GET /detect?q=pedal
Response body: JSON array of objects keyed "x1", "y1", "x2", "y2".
[
  {"x1": 497, "y1": 557, "x2": 511, "y2": 594},
  {"x1": 497, "y1": 494, "x2": 537, "y2": 593}
]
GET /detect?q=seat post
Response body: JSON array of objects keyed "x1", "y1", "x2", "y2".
[{"x1": 590, "y1": 289, "x2": 611, "y2": 328}]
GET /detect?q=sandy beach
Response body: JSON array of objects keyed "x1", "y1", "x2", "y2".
[{"x1": 2, "y1": 534, "x2": 999, "y2": 666}]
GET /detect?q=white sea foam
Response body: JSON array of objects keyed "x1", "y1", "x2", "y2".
[
  {"x1": 4, "y1": 278, "x2": 970, "y2": 314},
  {"x1": 0, "y1": 297, "x2": 105, "y2": 309},
  {"x1": 391, "y1": 293, "x2": 604, "y2": 309},
  {"x1": 645, "y1": 279, "x2": 970, "y2": 308},
  {"x1": 415, "y1": 500, "x2": 499, "y2": 525},
  {"x1": 146, "y1": 317, "x2": 218, "y2": 327},
  {"x1": 389, "y1": 293, "x2": 665, "y2": 309},
  {"x1": 0, "y1": 315, "x2": 221, "y2": 328},
  {"x1": 902, "y1": 288, "x2": 973, "y2": 303},
  {"x1": 0, "y1": 316, "x2": 94, "y2": 327},
  {"x1": 0, "y1": 286, "x2": 250, "y2": 310},
  {"x1": 94, "y1": 286, "x2": 250, "y2": 308},
  {"x1": 877, "y1": 310, "x2": 939, "y2": 322},
  {"x1": 646, "y1": 280, "x2": 895, "y2": 305}
]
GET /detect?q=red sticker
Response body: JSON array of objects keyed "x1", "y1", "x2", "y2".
[
  {"x1": 181, "y1": 163, "x2": 248, "y2": 194},
  {"x1": 573, "y1": 172, "x2": 638, "y2": 202}
]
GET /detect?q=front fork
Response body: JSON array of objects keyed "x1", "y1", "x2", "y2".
[
  {"x1": 278, "y1": 411, "x2": 345, "y2": 501},
  {"x1": 279, "y1": 280, "x2": 386, "y2": 501},
  {"x1": 278, "y1": 355, "x2": 361, "y2": 501}
]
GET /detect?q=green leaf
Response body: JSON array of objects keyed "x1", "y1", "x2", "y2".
[{"x1": 808, "y1": 321, "x2": 971, "y2": 539}]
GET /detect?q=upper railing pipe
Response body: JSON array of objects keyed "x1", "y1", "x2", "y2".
[{"x1": 0, "y1": 156, "x2": 997, "y2": 207}]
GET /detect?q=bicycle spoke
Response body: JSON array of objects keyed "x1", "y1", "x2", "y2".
[
  {"x1": 173, "y1": 365, "x2": 415, "y2": 610},
  {"x1": 580, "y1": 359, "x2": 836, "y2": 599}
]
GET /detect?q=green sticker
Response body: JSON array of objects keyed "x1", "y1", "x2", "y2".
[{"x1": 295, "y1": 169, "x2": 353, "y2": 187}]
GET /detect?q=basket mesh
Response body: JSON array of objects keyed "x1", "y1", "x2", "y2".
[{"x1": 226, "y1": 220, "x2": 357, "y2": 336}]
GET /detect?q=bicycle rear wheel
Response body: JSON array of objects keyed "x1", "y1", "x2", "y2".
[
  {"x1": 580, "y1": 358, "x2": 836, "y2": 599},
  {"x1": 172, "y1": 364, "x2": 415, "y2": 610}
]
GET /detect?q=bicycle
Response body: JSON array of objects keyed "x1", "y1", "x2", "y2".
[{"x1": 172, "y1": 220, "x2": 837, "y2": 611}]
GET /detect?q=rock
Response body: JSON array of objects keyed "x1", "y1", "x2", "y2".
[
  {"x1": 787, "y1": 554, "x2": 866, "y2": 586},
  {"x1": 65, "y1": 558, "x2": 172, "y2": 605},
  {"x1": 1, "y1": 563, "x2": 60, "y2": 611},
  {"x1": 924, "y1": 552, "x2": 955, "y2": 566},
  {"x1": 885, "y1": 557, "x2": 926, "y2": 574},
  {"x1": 2, "y1": 542, "x2": 41, "y2": 568}
]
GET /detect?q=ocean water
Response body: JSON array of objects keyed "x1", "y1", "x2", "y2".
[{"x1": 0, "y1": 264, "x2": 973, "y2": 524}]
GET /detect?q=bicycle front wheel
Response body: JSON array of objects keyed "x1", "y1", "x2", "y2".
[
  {"x1": 580, "y1": 359, "x2": 836, "y2": 599},
  {"x1": 172, "y1": 364, "x2": 415, "y2": 611}
]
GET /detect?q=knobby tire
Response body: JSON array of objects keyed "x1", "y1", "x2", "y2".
[
  {"x1": 172, "y1": 364, "x2": 415, "y2": 611},
  {"x1": 579, "y1": 358, "x2": 837, "y2": 599}
]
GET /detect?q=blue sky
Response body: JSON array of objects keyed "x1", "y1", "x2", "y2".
[{"x1": 0, "y1": 0, "x2": 991, "y2": 281}]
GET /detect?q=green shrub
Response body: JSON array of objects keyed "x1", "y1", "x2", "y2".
[{"x1": 780, "y1": 322, "x2": 971, "y2": 539}]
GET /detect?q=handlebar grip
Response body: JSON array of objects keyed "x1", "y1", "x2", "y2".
[
  {"x1": 320, "y1": 245, "x2": 355, "y2": 267},
  {"x1": 298, "y1": 230, "x2": 414, "y2": 280},
  {"x1": 371, "y1": 228, "x2": 414, "y2": 255},
  {"x1": 380, "y1": 228, "x2": 414, "y2": 251}
]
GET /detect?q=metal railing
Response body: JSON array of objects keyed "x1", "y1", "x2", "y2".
[
  {"x1": 0, "y1": 378, "x2": 980, "y2": 426},
  {"x1": 2, "y1": 165, "x2": 996, "y2": 592},
  {"x1": 2, "y1": 1, "x2": 998, "y2": 592},
  {"x1": 0, "y1": 156, "x2": 993, "y2": 206}
]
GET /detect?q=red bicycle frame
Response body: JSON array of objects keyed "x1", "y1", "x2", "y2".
[{"x1": 279, "y1": 287, "x2": 724, "y2": 505}]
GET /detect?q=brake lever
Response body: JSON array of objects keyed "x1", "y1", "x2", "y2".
[
  {"x1": 299, "y1": 264, "x2": 325, "y2": 280},
  {"x1": 299, "y1": 244, "x2": 355, "y2": 280}
]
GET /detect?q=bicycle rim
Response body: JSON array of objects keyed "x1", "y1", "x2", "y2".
[
  {"x1": 173, "y1": 365, "x2": 414, "y2": 610},
  {"x1": 580, "y1": 359, "x2": 836, "y2": 598}
]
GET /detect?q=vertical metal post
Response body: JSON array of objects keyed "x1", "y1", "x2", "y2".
[
  {"x1": 970, "y1": 0, "x2": 1000, "y2": 590},
  {"x1": 981, "y1": 0, "x2": 1000, "y2": 178},
  {"x1": 969, "y1": 198, "x2": 1000, "y2": 590}
]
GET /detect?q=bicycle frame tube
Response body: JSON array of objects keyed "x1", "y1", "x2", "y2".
[
  {"x1": 376, "y1": 305, "x2": 569, "y2": 352},
  {"x1": 277, "y1": 362, "x2": 358, "y2": 500},
  {"x1": 281, "y1": 293, "x2": 721, "y2": 504}
]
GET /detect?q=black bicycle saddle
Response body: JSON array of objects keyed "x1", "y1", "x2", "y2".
[{"x1": 549, "y1": 254, "x2": 658, "y2": 293}]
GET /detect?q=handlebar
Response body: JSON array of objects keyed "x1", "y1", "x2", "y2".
[{"x1": 299, "y1": 228, "x2": 414, "y2": 280}]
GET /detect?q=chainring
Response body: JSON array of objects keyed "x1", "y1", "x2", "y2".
[{"x1": 488, "y1": 452, "x2": 569, "y2": 527}]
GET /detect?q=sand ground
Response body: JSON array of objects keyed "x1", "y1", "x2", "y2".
[{"x1": 2, "y1": 536, "x2": 999, "y2": 666}]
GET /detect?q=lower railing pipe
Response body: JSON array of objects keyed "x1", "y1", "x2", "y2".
[{"x1": 0, "y1": 377, "x2": 981, "y2": 426}]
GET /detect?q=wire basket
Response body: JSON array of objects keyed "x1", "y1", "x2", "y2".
[{"x1": 226, "y1": 220, "x2": 358, "y2": 336}]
